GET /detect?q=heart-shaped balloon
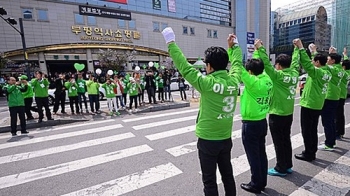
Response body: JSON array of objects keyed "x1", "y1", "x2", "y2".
[
  {"x1": 114, "y1": 71, "x2": 118, "y2": 75},
  {"x1": 74, "y1": 63, "x2": 85, "y2": 71},
  {"x1": 161, "y1": 66, "x2": 165, "y2": 69},
  {"x1": 142, "y1": 64, "x2": 147, "y2": 69},
  {"x1": 125, "y1": 73, "x2": 130, "y2": 80},
  {"x1": 154, "y1": 63, "x2": 159, "y2": 69}
]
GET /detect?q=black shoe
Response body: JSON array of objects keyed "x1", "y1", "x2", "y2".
[
  {"x1": 48, "y1": 118, "x2": 54, "y2": 121},
  {"x1": 240, "y1": 183, "x2": 261, "y2": 194},
  {"x1": 27, "y1": 116, "x2": 34, "y2": 121},
  {"x1": 294, "y1": 153, "x2": 315, "y2": 162},
  {"x1": 61, "y1": 111, "x2": 66, "y2": 114},
  {"x1": 21, "y1": 131, "x2": 29, "y2": 134},
  {"x1": 38, "y1": 119, "x2": 43, "y2": 123},
  {"x1": 11, "y1": 133, "x2": 17, "y2": 137}
]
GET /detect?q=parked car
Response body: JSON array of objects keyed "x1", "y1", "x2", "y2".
[
  {"x1": 299, "y1": 74, "x2": 308, "y2": 96},
  {"x1": 170, "y1": 77, "x2": 191, "y2": 91}
]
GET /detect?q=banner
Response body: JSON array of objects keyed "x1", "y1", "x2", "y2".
[
  {"x1": 79, "y1": 5, "x2": 131, "y2": 20},
  {"x1": 153, "y1": 0, "x2": 161, "y2": 10},
  {"x1": 168, "y1": 0, "x2": 176, "y2": 13},
  {"x1": 103, "y1": 0, "x2": 127, "y2": 4},
  {"x1": 246, "y1": 32, "x2": 255, "y2": 60}
]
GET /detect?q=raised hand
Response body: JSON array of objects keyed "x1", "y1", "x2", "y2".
[
  {"x1": 343, "y1": 47, "x2": 347, "y2": 56},
  {"x1": 294, "y1": 39, "x2": 303, "y2": 49},
  {"x1": 227, "y1": 34, "x2": 236, "y2": 48},
  {"x1": 254, "y1": 39, "x2": 263, "y2": 49},
  {"x1": 329, "y1": 46, "x2": 337, "y2": 54},
  {"x1": 161, "y1": 27, "x2": 176, "y2": 44}
]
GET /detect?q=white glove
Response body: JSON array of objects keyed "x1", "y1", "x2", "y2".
[{"x1": 162, "y1": 27, "x2": 175, "y2": 44}]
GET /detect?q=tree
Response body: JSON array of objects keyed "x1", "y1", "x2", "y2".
[
  {"x1": 0, "y1": 52, "x2": 9, "y2": 69},
  {"x1": 98, "y1": 49, "x2": 136, "y2": 71}
]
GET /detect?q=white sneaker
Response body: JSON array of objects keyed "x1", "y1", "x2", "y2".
[
  {"x1": 134, "y1": 109, "x2": 138, "y2": 112},
  {"x1": 317, "y1": 144, "x2": 334, "y2": 151}
]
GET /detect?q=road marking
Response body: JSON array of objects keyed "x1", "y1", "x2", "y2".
[
  {"x1": 289, "y1": 150, "x2": 350, "y2": 196},
  {"x1": 123, "y1": 108, "x2": 199, "y2": 122},
  {"x1": 61, "y1": 162, "x2": 182, "y2": 196},
  {"x1": 146, "y1": 125, "x2": 196, "y2": 141},
  {"x1": 166, "y1": 129, "x2": 242, "y2": 157},
  {"x1": 0, "y1": 145, "x2": 153, "y2": 189},
  {"x1": 132, "y1": 116, "x2": 197, "y2": 130},
  {"x1": 0, "y1": 132, "x2": 135, "y2": 165},
  {"x1": 0, "y1": 120, "x2": 116, "y2": 140},
  {"x1": 0, "y1": 124, "x2": 123, "y2": 150}
]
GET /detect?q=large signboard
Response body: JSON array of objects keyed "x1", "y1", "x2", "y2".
[
  {"x1": 246, "y1": 32, "x2": 255, "y2": 60},
  {"x1": 79, "y1": 5, "x2": 131, "y2": 20},
  {"x1": 168, "y1": 0, "x2": 176, "y2": 13}
]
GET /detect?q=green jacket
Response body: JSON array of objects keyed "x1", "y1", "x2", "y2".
[
  {"x1": 325, "y1": 64, "x2": 343, "y2": 100},
  {"x1": 31, "y1": 78, "x2": 49, "y2": 98},
  {"x1": 65, "y1": 81, "x2": 78, "y2": 97},
  {"x1": 86, "y1": 80, "x2": 100, "y2": 95},
  {"x1": 3, "y1": 84, "x2": 26, "y2": 107},
  {"x1": 127, "y1": 82, "x2": 140, "y2": 96},
  {"x1": 76, "y1": 79, "x2": 86, "y2": 93},
  {"x1": 256, "y1": 46, "x2": 299, "y2": 116},
  {"x1": 340, "y1": 70, "x2": 350, "y2": 99},
  {"x1": 102, "y1": 83, "x2": 116, "y2": 98},
  {"x1": 22, "y1": 83, "x2": 34, "y2": 99},
  {"x1": 299, "y1": 49, "x2": 332, "y2": 110},
  {"x1": 156, "y1": 77, "x2": 164, "y2": 88},
  {"x1": 169, "y1": 43, "x2": 241, "y2": 140}
]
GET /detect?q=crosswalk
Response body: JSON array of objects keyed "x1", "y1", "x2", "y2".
[{"x1": 0, "y1": 102, "x2": 350, "y2": 196}]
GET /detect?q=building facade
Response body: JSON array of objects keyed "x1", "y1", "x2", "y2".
[
  {"x1": 334, "y1": 0, "x2": 350, "y2": 49},
  {"x1": 0, "y1": 0, "x2": 271, "y2": 75}
]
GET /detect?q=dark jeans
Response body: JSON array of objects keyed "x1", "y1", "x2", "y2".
[
  {"x1": 122, "y1": 93, "x2": 127, "y2": 105},
  {"x1": 269, "y1": 114, "x2": 293, "y2": 173},
  {"x1": 69, "y1": 96, "x2": 79, "y2": 113},
  {"x1": 24, "y1": 98, "x2": 34, "y2": 119},
  {"x1": 300, "y1": 106, "x2": 321, "y2": 159},
  {"x1": 129, "y1": 95, "x2": 138, "y2": 109},
  {"x1": 164, "y1": 85, "x2": 171, "y2": 100},
  {"x1": 115, "y1": 95, "x2": 125, "y2": 108},
  {"x1": 179, "y1": 87, "x2": 187, "y2": 100},
  {"x1": 9, "y1": 106, "x2": 26, "y2": 134},
  {"x1": 321, "y1": 99, "x2": 339, "y2": 147},
  {"x1": 197, "y1": 138, "x2": 236, "y2": 196},
  {"x1": 53, "y1": 92, "x2": 66, "y2": 113},
  {"x1": 242, "y1": 119, "x2": 267, "y2": 190},
  {"x1": 88, "y1": 94, "x2": 99, "y2": 112},
  {"x1": 147, "y1": 87, "x2": 156, "y2": 103},
  {"x1": 158, "y1": 87, "x2": 164, "y2": 101},
  {"x1": 35, "y1": 97, "x2": 52, "y2": 120},
  {"x1": 336, "y1": 98, "x2": 346, "y2": 137},
  {"x1": 78, "y1": 92, "x2": 88, "y2": 110},
  {"x1": 141, "y1": 89, "x2": 145, "y2": 102}
]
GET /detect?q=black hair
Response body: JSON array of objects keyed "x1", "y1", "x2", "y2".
[
  {"x1": 204, "y1": 47, "x2": 229, "y2": 71},
  {"x1": 343, "y1": 60, "x2": 350, "y2": 70},
  {"x1": 275, "y1": 54, "x2": 291, "y2": 68},
  {"x1": 245, "y1": 59, "x2": 264, "y2": 75},
  {"x1": 328, "y1": 53, "x2": 342, "y2": 64},
  {"x1": 314, "y1": 54, "x2": 327, "y2": 66}
]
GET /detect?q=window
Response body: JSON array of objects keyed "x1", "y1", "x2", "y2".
[
  {"x1": 129, "y1": 20, "x2": 136, "y2": 29},
  {"x1": 153, "y1": 21, "x2": 160, "y2": 32},
  {"x1": 74, "y1": 14, "x2": 84, "y2": 24},
  {"x1": 37, "y1": 9, "x2": 48, "y2": 21},
  {"x1": 87, "y1": 16, "x2": 96, "y2": 25},
  {"x1": 22, "y1": 8, "x2": 33, "y2": 19},
  {"x1": 190, "y1": 27, "x2": 195, "y2": 35},
  {"x1": 207, "y1": 29, "x2": 212, "y2": 37},
  {"x1": 161, "y1": 23, "x2": 168, "y2": 31},
  {"x1": 213, "y1": 30, "x2": 218, "y2": 38},
  {"x1": 183, "y1": 26, "x2": 188, "y2": 34},
  {"x1": 118, "y1": 19, "x2": 126, "y2": 28}
]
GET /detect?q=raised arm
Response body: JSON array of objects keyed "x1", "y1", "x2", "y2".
[
  {"x1": 296, "y1": 39, "x2": 318, "y2": 78},
  {"x1": 255, "y1": 40, "x2": 278, "y2": 81},
  {"x1": 227, "y1": 34, "x2": 242, "y2": 81}
]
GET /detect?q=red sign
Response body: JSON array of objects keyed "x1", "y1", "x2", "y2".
[{"x1": 105, "y1": 0, "x2": 127, "y2": 4}]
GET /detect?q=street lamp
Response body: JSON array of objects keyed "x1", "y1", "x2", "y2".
[{"x1": 0, "y1": 7, "x2": 30, "y2": 79}]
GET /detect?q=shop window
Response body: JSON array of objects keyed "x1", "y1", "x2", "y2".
[
  {"x1": 118, "y1": 19, "x2": 126, "y2": 28},
  {"x1": 74, "y1": 13, "x2": 84, "y2": 25},
  {"x1": 207, "y1": 29, "x2": 212, "y2": 37},
  {"x1": 87, "y1": 16, "x2": 96, "y2": 25},
  {"x1": 129, "y1": 20, "x2": 136, "y2": 29},
  {"x1": 153, "y1": 21, "x2": 160, "y2": 32},
  {"x1": 183, "y1": 26, "x2": 188, "y2": 34},
  {"x1": 190, "y1": 27, "x2": 195, "y2": 35},
  {"x1": 161, "y1": 23, "x2": 168, "y2": 31},
  {"x1": 37, "y1": 9, "x2": 48, "y2": 21},
  {"x1": 213, "y1": 30, "x2": 218, "y2": 38}
]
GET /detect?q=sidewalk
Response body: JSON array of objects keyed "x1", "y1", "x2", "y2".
[{"x1": 0, "y1": 100, "x2": 190, "y2": 133}]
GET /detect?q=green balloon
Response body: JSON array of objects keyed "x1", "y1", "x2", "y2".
[
  {"x1": 125, "y1": 74, "x2": 130, "y2": 80},
  {"x1": 154, "y1": 63, "x2": 159, "y2": 69},
  {"x1": 114, "y1": 70, "x2": 118, "y2": 75},
  {"x1": 74, "y1": 63, "x2": 85, "y2": 71},
  {"x1": 143, "y1": 64, "x2": 147, "y2": 69},
  {"x1": 161, "y1": 66, "x2": 165, "y2": 69}
]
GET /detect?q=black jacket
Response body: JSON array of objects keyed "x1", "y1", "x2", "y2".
[
  {"x1": 145, "y1": 75, "x2": 156, "y2": 89},
  {"x1": 54, "y1": 78, "x2": 66, "y2": 95}
]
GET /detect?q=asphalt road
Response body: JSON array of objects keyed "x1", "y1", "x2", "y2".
[{"x1": 0, "y1": 96, "x2": 350, "y2": 196}]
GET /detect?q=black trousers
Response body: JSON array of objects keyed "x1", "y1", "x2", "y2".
[
  {"x1": 129, "y1": 95, "x2": 138, "y2": 109},
  {"x1": 141, "y1": 89, "x2": 145, "y2": 102},
  {"x1": 269, "y1": 114, "x2": 293, "y2": 173},
  {"x1": 122, "y1": 93, "x2": 127, "y2": 105},
  {"x1": 300, "y1": 106, "x2": 321, "y2": 159},
  {"x1": 78, "y1": 92, "x2": 88, "y2": 110},
  {"x1": 69, "y1": 96, "x2": 79, "y2": 113},
  {"x1": 88, "y1": 94, "x2": 99, "y2": 112},
  {"x1": 24, "y1": 98, "x2": 34, "y2": 119},
  {"x1": 179, "y1": 87, "x2": 187, "y2": 100},
  {"x1": 53, "y1": 93, "x2": 66, "y2": 113},
  {"x1": 197, "y1": 138, "x2": 236, "y2": 196},
  {"x1": 35, "y1": 97, "x2": 52, "y2": 120},
  {"x1": 147, "y1": 87, "x2": 156, "y2": 103},
  {"x1": 242, "y1": 119, "x2": 267, "y2": 190},
  {"x1": 158, "y1": 87, "x2": 164, "y2": 101},
  {"x1": 321, "y1": 99, "x2": 338, "y2": 147},
  {"x1": 9, "y1": 106, "x2": 26, "y2": 134},
  {"x1": 336, "y1": 98, "x2": 346, "y2": 137}
]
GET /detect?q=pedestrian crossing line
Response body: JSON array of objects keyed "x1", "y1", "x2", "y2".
[
  {"x1": 61, "y1": 162, "x2": 183, "y2": 196},
  {"x1": 199, "y1": 132, "x2": 325, "y2": 184},
  {"x1": 165, "y1": 129, "x2": 242, "y2": 157},
  {"x1": 0, "y1": 144, "x2": 153, "y2": 189},
  {"x1": 0, "y1": 132, "x2": 135, "y2": 165},
  {"x1": 289, "y1": 150, "x2": 350, "y2": 196},
  {"x1": 0, "y1": 124, "x2": 123, "y2": 150},
  {"x1": 132, "y1": 116, "x2": 197, "y2": 130},
  {"x1": 123, "y1": 108, "x2": 199, "y2": 123},
  {"x1": 145, "y1": 125, "x2": 196, "y2": 141},
  {"x1": 0, "y1": 120, "x2": 116, "y2": 140}
]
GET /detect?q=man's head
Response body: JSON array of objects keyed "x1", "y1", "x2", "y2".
[
  {"x1": 36, "y1": 71, "x2": 43, "y2": 79},
  {"x1": 245, "y1": 59, "x2": 264, "y2": 76},
  {"x1": 204, "y1": 47, "x2": 229, "y2": 74},
  {"x1": 275, "y1": 54, "x2": 291, "y2": 70},
  {"x1": 342, "y1": 60, "x2": 350, "y2": 70},
  {"x1": 8, "y1": 77, "x2": 16, "y2": 85},
  {"x1": 313, "y1": 54, "x2": 327, "y2": 67},
  {"x1": 327, "y1": 53, "x2": 342, "y2": 65},
  {"x1": 77, "y1": 73, "x2": 82, "y2": 79}
]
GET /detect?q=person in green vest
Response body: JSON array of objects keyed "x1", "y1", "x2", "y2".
[
  {"x1": 65, "y1": 75, "x2": 79, "y2": 114},
  {"x1": 156, "y1": 73, "x2": 164, "y2": 102},
  {"x1": 76, "y1": 73, "x2": 88, "y2": 113},
  {"x1": 31, "y1": 71, "x2": 53, "y2": 123},
  {"x1": 86, "y1": 75, "x2": 100, "y2": 115},
  {"x1": 253, "y1": 40, "x2": 300, "y2": 177},
  {"x1": 294, "y1": 39, "x2": 332, "y2": 162},
  {"x1": 336, "y1": 48, "x2": 350, "y2": 139},
  {"x1": 3, "y1": 77, "x2": 29, "y2": 136},
  {"x1": 139, "y1": 76, "x2": 146, "y2": 104},
  {"x1": 102, "y1": 79, "x2": 120, "y2": 116},
  {"x1": 19, "y1": 75, "x2": 34, "y2": 121},
  {"x1": 162, "y1": 28, "x2": 241, "y2": 196},
  {"x1": 127, "y1": 77, "x2": 140, "y2": 113}
]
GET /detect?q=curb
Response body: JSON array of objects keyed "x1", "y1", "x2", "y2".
[{"x1": 0, "y1": 119, "x2": 88, "y2": 134}]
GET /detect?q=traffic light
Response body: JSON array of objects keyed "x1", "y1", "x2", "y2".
[{"x1": 0, "y1": 7, "x2": 7, "y2": 16}]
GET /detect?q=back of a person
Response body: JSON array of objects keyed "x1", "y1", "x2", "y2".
[{"x1": 325, "y1": 64, "x2": 343, "y2": 100}]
